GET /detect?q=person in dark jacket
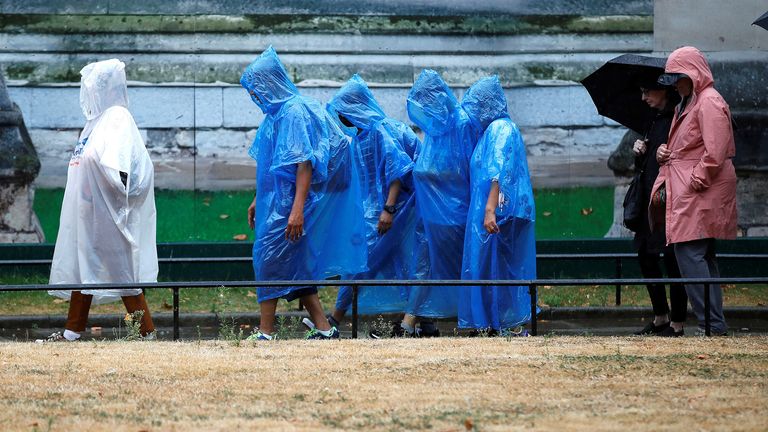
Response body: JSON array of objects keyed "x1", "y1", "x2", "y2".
[{"x1": 631, "y1": 77, "x2": 686, "y2": 337}]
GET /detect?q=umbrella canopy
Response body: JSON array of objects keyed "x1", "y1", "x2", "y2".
[
  {"x1": 753, "y1": 11, "x2": 768, "y2": 31},
  {"x1": 581, "y1": 54, "x2": 667, "y2": 135}
]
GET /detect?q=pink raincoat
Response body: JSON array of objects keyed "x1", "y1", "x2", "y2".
[{"x1": 651, "y1": 46, "x2": 737, "y2": 245}]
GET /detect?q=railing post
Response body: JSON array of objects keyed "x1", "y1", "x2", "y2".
[
  {"x1": 173, "y1": 287, "x2": 180, "y2": 341},
  {"x1": 351, "y1": 284, "x2": 359, "y2": 339},
  {"x1": 529, "y1": 284, "x2": 538, "y2": 336},
  {"x1": 704, "y1": 282, "x2": 711, "y2": 337},
  {"x1": 615, "y1": 257, "x2": 622, "y2": 306}
]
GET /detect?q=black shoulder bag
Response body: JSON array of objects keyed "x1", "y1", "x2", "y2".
[{"x1": 622, "y1": 162, "x2": 644, "y2": 232}]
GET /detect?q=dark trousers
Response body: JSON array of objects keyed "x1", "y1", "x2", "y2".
[
  {"x1": 674, "y1": 238, "x2": 727, "y2": 334},
  {"x1": 638, "y1": 243, "x2": 687, "y2": 322}
]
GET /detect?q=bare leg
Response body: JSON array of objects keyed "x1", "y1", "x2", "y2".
[
  {"x1": 331, "y1": 309, "x2": 345, "y2": 325},
  {"x1": 302, "y1": 294, "x2": 332, "y2": 331},
  {"x1": 65, "y1": 291, "x2": 93, "y2": 333},
  {"x1": 122, "y1": 293, "x2": 155, "y2": 336},
  {"x1": 402, "y1": 313, "x2": 417, "y2": 328},
  {"x1": 259, "y1": 298, "x2": 279, "y2": 335}
]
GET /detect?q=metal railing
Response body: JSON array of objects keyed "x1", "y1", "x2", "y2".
[
  {"x1": 6, "y1": 252, "x2": 766, "y2": 308},
  {"x1": 2, "y1": 277, "x2": 767, "y2": 340}
]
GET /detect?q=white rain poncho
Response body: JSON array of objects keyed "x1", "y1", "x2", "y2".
[{"x1": 49, "y1": 59, "x2": 158, "y2": 304}]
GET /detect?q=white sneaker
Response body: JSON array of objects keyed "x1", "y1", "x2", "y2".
[
  {"x1": 35, "y1": 331, "x2": 72, "y2": 343},
  {"x1": 301, "y1": 317, "x2": 316, "y2": 330}
]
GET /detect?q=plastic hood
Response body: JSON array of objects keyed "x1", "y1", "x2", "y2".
[
  {"x1": 240, "y1": 46, "x2": 300, "y2": 115},
  {"x1": 79, "y1": 59, "x2": 129, "y2": 121},
  {"x1": 461, "y1": 75, "x2": 509, "y2": 133},
  {"x1": 327, "y1": 74, "x2": 386, "y2": 132},
  {"x1": 407, "y1": 69, "x2": 459, "y2": 136}
]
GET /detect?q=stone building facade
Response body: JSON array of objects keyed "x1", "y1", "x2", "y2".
[{"x1": 1, "y1": 0, "x2": 765, "y2": 238}]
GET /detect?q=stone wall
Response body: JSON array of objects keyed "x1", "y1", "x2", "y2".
[{"x1": 1, "y1": 0, "x2": 655, "y2": 190}]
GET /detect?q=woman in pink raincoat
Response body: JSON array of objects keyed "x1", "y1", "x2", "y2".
[{"x1": 651, "y1": 46, "x2": 737, "y2": 336}]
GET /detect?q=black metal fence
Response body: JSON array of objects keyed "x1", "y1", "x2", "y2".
[
  {"x1": 2, "y1": 276, "x2": 767, "y2": 340},
  {"x1": 5, "y1": 252, "x2": 768, "y2": 306}
]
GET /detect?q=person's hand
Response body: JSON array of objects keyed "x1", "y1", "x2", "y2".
[
  {"x1": 286, "y1": 209, "x2": 304, "y2": 241},
  {"x1": 247, "y1": 197, "x2": 256, "y2": 230},
  {"x1": 483, "y1": 208, "x2": 499, "y2": 234},
  {"x1": 377, "y1": 210, "x2": 393, "y2": 235},
  {"x1": 690, "y1": 176, "x2": 706, "y2": 192},
  {"x1": 632, "y1": 139, "x2": 647, "y2": 155},
  {"x1": 656, "y1": 143, "x2": 671, "y2": 164}
]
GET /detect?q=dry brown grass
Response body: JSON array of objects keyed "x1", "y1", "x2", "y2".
[{"x1": 1, "y1": 336, "x2": 767, "y2": 431}]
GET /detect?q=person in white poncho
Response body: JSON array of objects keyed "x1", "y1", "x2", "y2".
[{"x1": 38, "y1": 59, "x2": 157, "y2": 342}]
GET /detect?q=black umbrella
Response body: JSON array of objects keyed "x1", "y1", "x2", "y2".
[
  {"x1": 753, "y1": 11, "x2": 768, "y2": 31},
  {"x1": 580, "y1": 54, "x2": 667, "y2": 135}
]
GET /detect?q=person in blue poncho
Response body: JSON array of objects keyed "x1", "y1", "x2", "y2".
[
  {"x1": 240, "y1": 46, "x2": 367, "y2": 340},
  {"x1": 459, "y1": 76, "x2": 536, "y2": 335},
  {"x1": 321, "y1": 74, "x2": 427, "y2": 328},
  {"x1": 397, "y1": 69, "x2": 479, "y2": 336}
]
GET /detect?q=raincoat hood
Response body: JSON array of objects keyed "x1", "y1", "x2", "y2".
[
  {"x1": 79, "y1": 59, "x2": 129, "y2": 121},
  {"x1": 664, "y1": 46, "x2": 714, "y2": 95},
  {"x1": 407, "y1": 69, "x2": 459, "y2": 136},
  {"x1": 240, "y1": 46, "x2": 300, "y2": 115},
  {"x1": 461, "y1": 76, "x2": 509, "y2": 133},
  {"x1": 327, "y1": 74, "x2": 386, "y2": 133}
]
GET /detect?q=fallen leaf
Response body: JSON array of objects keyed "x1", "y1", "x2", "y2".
[
  {"x1": 246, "y1": 291, "x2": 257, "y2": 298},
  {"x1": 581, "y1": 207, "x2": 594, "y2": 216},
  {"x1": 697, "y1": 354, "x2": 708, "y2": 360},
  {"x1": 464, "y1": 417, "x2": 474, "y2": 431},
  {"x1": 542, "y1": 211, "x2": 552, "y2": 217},
  {"x1": 53, "y1": 298, "x2": 67, "y2": 304},
  {"x1": 233, "y1": 234, "x2": 248, "y2": 241},
  {"x1": 219, "y1": 214, "x2": 229, "y2": 220}
]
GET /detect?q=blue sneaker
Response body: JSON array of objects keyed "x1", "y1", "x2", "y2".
[
  {"x1": 246, "y1": 331, "x2": 274, "y2": 341},
  {"x1": 305, "y1": 327, "x2": 340, "y2": 340}
]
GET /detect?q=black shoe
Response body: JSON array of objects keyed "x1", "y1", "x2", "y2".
[
  {"x1": 369, "y1": 321, "x2": 414, "y2": 339},
  {"x1": 418, "y1": 321, "x2": 440, "y2": 338},
  {"x1": 392, "y1": 321, "x2": 422, "y2": 338},
  {"x1": 468, "y1": 328, "x2": 499, "y2": 337},
  {"x1": 634, "y1": 321, "x2": 670, "y2": 336},
  {"x1": 657, "y1": 326, "x2": 684, "y2": 337}
]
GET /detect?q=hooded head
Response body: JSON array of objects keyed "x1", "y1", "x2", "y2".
[
  {"x1": 661, "y1": 46, "x2": 714, "y2": 95},
  {"x1": 407, "y1": 69, "x2": 459, "y2": 136},
  {"x1": 461, "y1": 76, "x2": 509, "y2": 133},
  {"x1": 79, "y1": 59, "x2": 129, "y2": 120},
  {"x1": 327, "y1": 74, "x2": 386, "y2": 135},
  {"x1": 240, "y1": 46, "x2": 300, "y2": 115}
]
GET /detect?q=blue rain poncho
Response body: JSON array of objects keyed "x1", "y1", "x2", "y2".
[
  {"x1": 405, "y1": 69, "x2": 479, "y2": 318},
  {"x1": 327, "y1": 74, "x2": 426, "y2": 314},
  {"x1": 459, "y1": 76, "x2": 536, "y2": 330},
  {"x1": 240, "y1": 47, "x2": 367, "y2": 302}
]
